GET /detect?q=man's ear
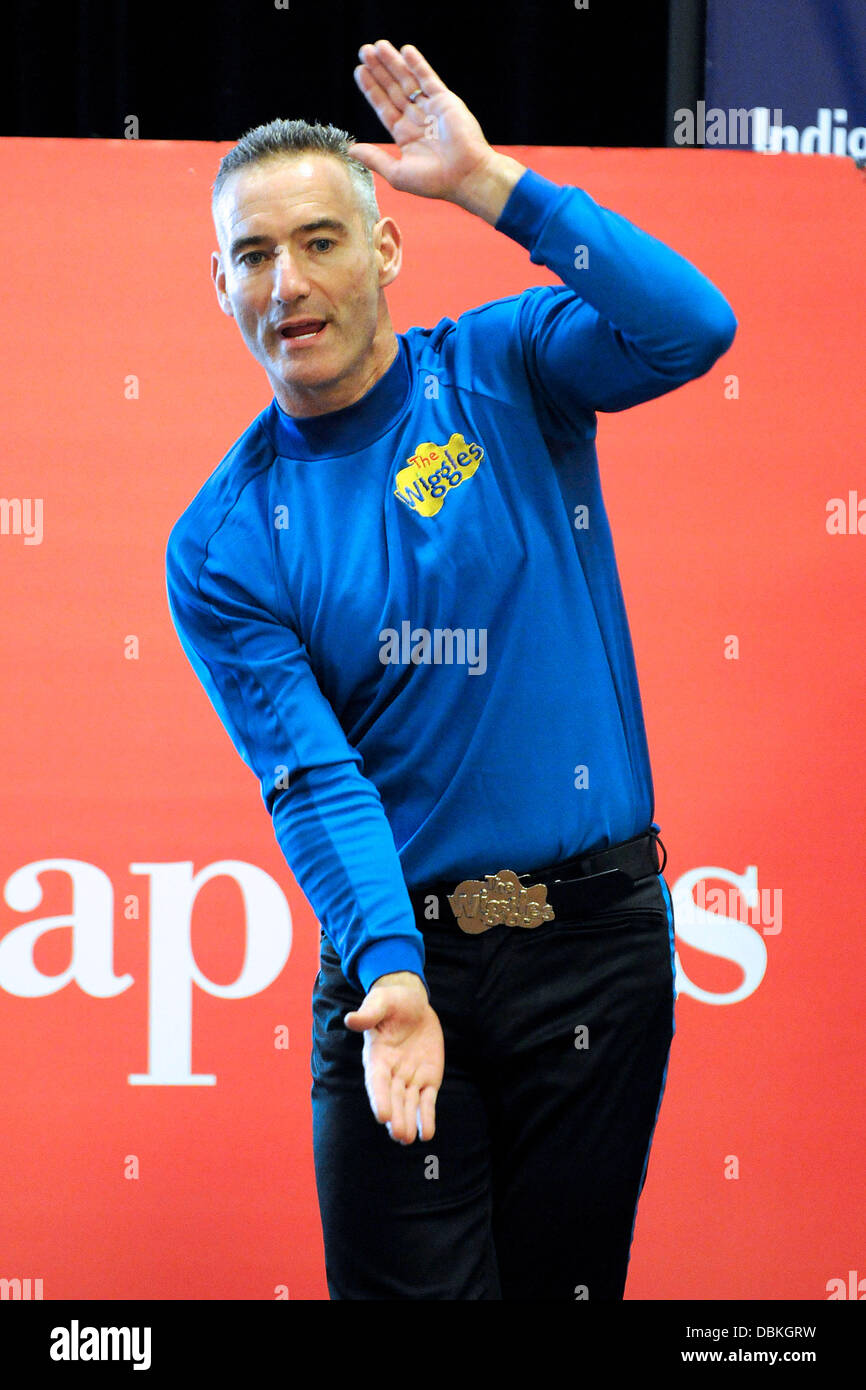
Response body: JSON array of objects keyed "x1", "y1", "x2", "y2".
[
  {"x1": 211, "y1": 251, "x2": 234, "y2": 317},
  {"x1": 375, "y1": 216, "x2": 402, "y2": 289}
]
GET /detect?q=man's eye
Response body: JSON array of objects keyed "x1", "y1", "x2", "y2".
[
  {"x1": 239, "y1": 250, "x2": 266, "y2": 266},
  {"x1": 311, "y1": 238, "x2": 334, "y2": 252}
]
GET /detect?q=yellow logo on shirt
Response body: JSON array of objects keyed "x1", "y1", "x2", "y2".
[{"x1": 394, "y1": 432, "x2": 484, "y2": 515}]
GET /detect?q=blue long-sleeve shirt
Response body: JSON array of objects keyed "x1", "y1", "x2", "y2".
[{"x1": 165, "y1": 168, "x2": 736, "y2": 996}]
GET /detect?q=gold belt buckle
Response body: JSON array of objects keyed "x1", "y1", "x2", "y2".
[{"x1": 447, "y1": 868, "x2": 555, "y2": 934}]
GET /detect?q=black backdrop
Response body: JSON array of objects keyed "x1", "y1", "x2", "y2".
[{"x1": 4, "y1": 0, "x2": 701, "y2": 146}]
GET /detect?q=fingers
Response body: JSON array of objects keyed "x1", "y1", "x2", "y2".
[
  {"x1": 355, "y1": 39, "x2": 447, "y2": 128},
  {"x1": 417, "y1": 1086, "x2": 437, "y2": 1142},
  {"x1": 364, "y1": 1061, "x2": 415, "y2": 1142},
  {"x1": 398, "y1": 43, "x2": 448, "y2": 99},
  {"x1": 346, "y1": 142, "x2": 399, "y2": 182},
  {"x1": 343, "y1": 991, "x2": 392, "y2": 1031},
  {"x1": 402, "y1": 1082, "x2": 421, "y2": 1143},
  {"x1": 358, "y1": 1026, "x2": 417, "y2": 1136},
  {"x1": 376, "y1": 1069, "x2": 436, "y2": 1145},
  {"x1": 366, "y1": 1054, "x2": 393, "y2": 1128},
  {"x1": 385, "y1": 1081, "x2": 432, "y2": 1145},
  {"x1": 353, "y1": 58, "x2": 408, "y2": 137},
  {"x1": 385, "y1": 1072, "x2": 415, "y2": 1144}
]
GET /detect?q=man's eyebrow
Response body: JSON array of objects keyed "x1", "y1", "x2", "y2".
[{"x1": 228, "y1": 218, "x2": 350, "y2": 261}]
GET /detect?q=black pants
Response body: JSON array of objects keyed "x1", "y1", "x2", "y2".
[{"x1": 310, "y1": 870, "x2": 676, "y2": 1300}]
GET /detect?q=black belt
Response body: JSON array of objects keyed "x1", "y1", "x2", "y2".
[{"x1": 407, "y1": 828, "x2": 667, "y2": 934}]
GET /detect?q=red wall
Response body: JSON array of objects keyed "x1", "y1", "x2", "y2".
[{"x1": 1, "y1": 138, "x2": 864, "y2": 1299}]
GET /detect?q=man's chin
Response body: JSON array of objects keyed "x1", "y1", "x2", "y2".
[
  {"x1": 268, "y1": 356, "x2": 351, "y2": 416},
  {"x1": 274, "y1": 358, "x2": 339, "y2": 391},
  {"x1": 269, "y1": 338, "x2": 335, "y2": 377}
]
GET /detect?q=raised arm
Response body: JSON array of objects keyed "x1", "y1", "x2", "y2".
[{"x1": 351, "y1": 39, "x2": 737, "y2": 417}]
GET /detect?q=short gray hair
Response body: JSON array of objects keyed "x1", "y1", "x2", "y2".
[{"x1": 212, "y1": 117, "x2": 379, "y2": 239}]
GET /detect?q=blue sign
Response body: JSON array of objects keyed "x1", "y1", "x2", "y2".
[{"x1": 686, "y1": 0, "x2": 866, "y2": 156}]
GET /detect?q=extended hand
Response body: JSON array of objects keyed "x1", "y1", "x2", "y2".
[
  {"x1": 350, "y1": 39, "x2": 524, "y2": 220},
  {"x1": 343, "y1": 971, "x2": 445, "y2": 1144}
]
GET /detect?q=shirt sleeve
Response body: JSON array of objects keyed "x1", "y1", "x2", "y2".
[
  {"x1": 494, "y1": 167, "x2": 737, "y2": 425},
  {"x1": 165, "y1": 512, "x2": 428, "y2": 997}
]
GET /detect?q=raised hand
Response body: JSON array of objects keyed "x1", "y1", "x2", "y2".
[{"x1": 350, "y1": 39, "x2": 525, "y2": 221}]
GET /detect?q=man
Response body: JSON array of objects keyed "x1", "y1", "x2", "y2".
[{"x1": 166, "y1": 39, "x2": 736, "y2": 1300}]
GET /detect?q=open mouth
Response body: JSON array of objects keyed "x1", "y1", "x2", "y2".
[{"x1": 279, "y1": 320, "x2": 327, "y2": 341}]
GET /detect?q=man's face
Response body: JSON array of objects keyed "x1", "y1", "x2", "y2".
[{"x1": 212, "y1": 153, "x2": 401, "y2": 416}]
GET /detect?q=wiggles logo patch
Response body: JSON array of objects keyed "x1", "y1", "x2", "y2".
[{"x1": 394, "y1": 433, "x2": 484, "y2": 515}]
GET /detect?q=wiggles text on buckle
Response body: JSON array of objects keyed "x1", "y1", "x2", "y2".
[{"x1": 447, "y1": 869, "x2": 555, "y2": 934}]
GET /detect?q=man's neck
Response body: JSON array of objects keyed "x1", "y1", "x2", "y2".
[{"x1": 274, "y1": 331, "x2": 400, "y2": 419}]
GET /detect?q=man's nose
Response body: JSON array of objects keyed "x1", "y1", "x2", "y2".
[{"x1": 271, "y1": 247, "x2": 311, "y2": 300}]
